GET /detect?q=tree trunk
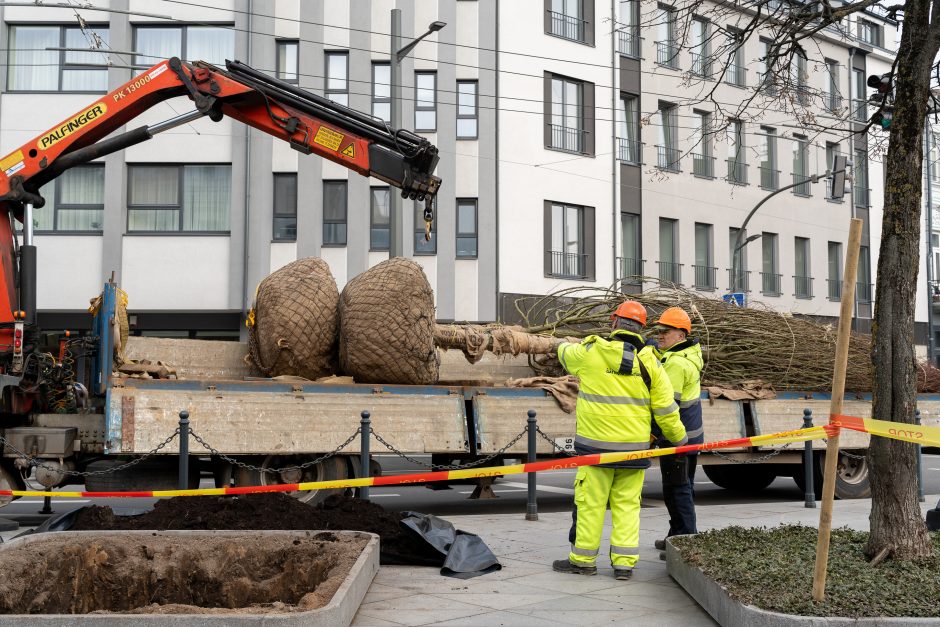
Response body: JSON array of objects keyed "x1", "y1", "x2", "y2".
[{"x1": 868, "y1": 0, "x2": 938, "y2": 560}]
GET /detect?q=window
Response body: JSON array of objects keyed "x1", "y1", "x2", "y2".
[
  {"x1": 620, "y1": 212, "x2": 641, "y2": 281},
  {"x1": 694, "y1": 222, "x2": 715, "y2": 289},
  {"x1": 134, "y1": 25, "x2": 234, "y2": 67},
  {"x1": 272, "y1": 173, "x2": 297, "y2": 241},
  {"x1": 854, "y1": 149, "x2": 870, "y2": 207},
  {"x1": 792, "y1": 135, "x2": 810, "y2": 196},
  {"x1": 930, "y1": 133, "x2": 940, "y2": 182},
  {"x1": 414, "y1": 199, "x2": 437, "y2": 254},
  {"x1": 618, "y1": 95, "x2": 641, "y2": 164},
  {"x1": 729, "y1": 227, "x2": 747, "y2": 291},
  {"x1": 370, "y1": 187, "x2": 390, "y2": 251},
  {"x1": 691, "y1": 17, "x2": 710, "y2": 77},
  {"x1": 127, "y1": 164, "x2": 231, "y2": 232},
  {"x1": 657, "y1": 102, "x2": 679, "y2": 171},
  {"x1": 276, "y1": 40, "x2": 298, "y2": 82},
  {"x1": 759, "y1": 126, "x2": 778, "y2": 190},
  {"x1": 758, "y1": 38, "x2": 775, "y2": 94},
  {"x1": 792, "y1": 51, "x2": 809, "y2": 104},
  {"x1": 550, "y1": 75, "x2": 583, "y2": 152},
  {"x1": 825, "y1": 142, "x2": 841, "y2": 173},
  {"x1": 655, "y1": 4, "x2": 678, "y2": 68},
  {"x1": 457, "y1": 80, "x2": 478, "y2": 139},
  {"x1": 692, "y1": 110, "x2": 713, "y2": 177},
  {"x1": 857, "y1": 18, "x2": 882, "y2": 46},
  {"x1": 617, "y1": 0, "x2": 640, "y2": 57},
  {"x1": 825, "y1": 59, "x2": 841, "y2": 111},
  {"x1": 34, "y1": 165, "x2": 105, "y2": 232},
  {"x1": 658, "y1": 218, "x2": 680, "y2": 283},
  {"x1": 8, "y1": 25, "x2": 109, "y2": 91},
  {"x1": 549, "y1": 202, "x2": 586, "y2": 278},
  {"x1": 456, "y1": 199, "x2": 478, "y2": 258},
  {"x1": 852, "y1": 69, "x2": 867, "y2": 121},
  {"x1": 828, "y1": 241, "x2": 843, "y2": 300},
  {"x1": 415, "y1": 72, "x2": 437, "y2": 131},
  {"x1": 323, "y1": 181, "x2": 347, "y2": 246},
  {"x1": 726, "y1": 29, "x2": 746, "y2": 87},
  {"x1": 547, "y1": 0, "x2": 591, "y2": 44},
  {"x1": 761, "y1": 232, "x2": 780, "y2": 295},
  {"x1": 325, "y1": 51, "x2": 348, "y2": 106},
  {"x1": 727, "y1": 120, "x2": 746, "y2": 184},
  {"x1": 372, "y1": 62, "x2": 391, "y2": 123},
  {"x1": 858, "y1": 246, "x2": 872, "y2": 302},
  {"x1": 794, "y1": 236, "x2": 812, "y2": 298}
]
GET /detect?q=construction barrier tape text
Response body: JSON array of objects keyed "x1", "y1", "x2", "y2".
[{"x1": 830, "y1": 413, "x2": 940, "y2": 447}]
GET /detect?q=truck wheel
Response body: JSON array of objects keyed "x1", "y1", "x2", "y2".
[
  {"x1": 84, "y1": 458, "x2": 198, "y2": 492},
  {"x1": 703, "y1": 464, "x2": 776, "y2": 492},
  {"x1": 792, "y1": 451, "x2": 870, "y2": 499},
  {"x1": 234, "y1": 455, "x2": 347, "y2": 505}
]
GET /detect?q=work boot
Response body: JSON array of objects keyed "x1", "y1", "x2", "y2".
[
  {"x1": 654, "y1": 538, "x2": 666, "y2": 551},
  {"x1": 552, "y1": 559, "x2": 597, "y2": 576},
  {"x1": 659, "y1": 551, "x2": 666, "y2": 561},
  {"x1": 614, "y1": 568, "x2": 633, "y2": 581}
]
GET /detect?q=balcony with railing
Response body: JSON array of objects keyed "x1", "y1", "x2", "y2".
[
  {"x1": 759, "y1": 167, "x2": 779, "y2": 191},
  {"x1": 852, "y1": 98, "x2": 867, "y2": 122},
  {"x1": 726, "y1": 63, "x2": 747, "y2": 87},
  {"x1": 794, "y1": 275, "x2": 814, "y2": 299},
  {"x1": 792, "y1": 173, "x2": 812, "y2": 197},
  {"x1": 827, "y1": 278, "x2": 842, "y2": 301},
  {"x1": 857, "y1": 282, "x2": 873, "y2": 304},
  {"x1": 656, "y1": 145, "x2": 680, "y2": 172},
  {"x1": 758, "y1": 71, "x2": 778, "y2": 96},
  {"x1": 796, "y1": 85, "x2": 811, "y2": 106},
  {"x1": 690, "y1": 52, "x2": 711, "y2": 78},
  {"x1": 760, "y1": 272, "x2": 782, "y2": 296},
  {"x1": 827, "y1": 92, "x2": 843, "y2": 112},
  {"x1": 617, "y1": 257, "x2": 644, "y2": 285},
  {"x1": 727, "y1": 159, "x2": 747, "y2": 185},
  {"x1": 617, "y1": 30, "x2": 641, "y2": 57},
  {"x1": 692, "y1": 153, "x2": 714, "y2": 178},
  {"x1": 693, "y1": 265, "x2": 717, "y2": 290},
  {"x1": 549, "y1": 124, "x2": 586, "y2": 153},
  {"x1": 727, "y1": 268, "x2": 751, "y2": 292},
  {"x1": 548, "y1": 10, "x2": 587, "y2": 43},
  {"x1": 549, "y1": 251, "x2": 587, "y2": 279},
  {"x1": 853, "y1": 186, "x2": 871, "y2": 208},
  {"x1": 657, "y1": 261, "x2": 682, "y2": 284},
  {"x1": 617, "y1": 138, "x2": 643, "y2": 165},
  {"x1": 655, "y1": 41, "x2": 679, "y2": 68}
]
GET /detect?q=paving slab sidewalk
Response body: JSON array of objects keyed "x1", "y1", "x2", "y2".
[{"x1": 352, "y1": 494, "x2": 940, "y2": 626}]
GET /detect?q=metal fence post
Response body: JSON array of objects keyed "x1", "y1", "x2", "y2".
[
  {"x1": 916, "y1": 409, "x2": 925, "y2": 503},
  {"x1": 803, "y1": 408, "x2": 815, "y2": 508},
  {"x1": 178, "y1": 410, "x2": 189, "y2": 491},
  {"x1": 526, "y1": 409, "x2": 538, "y2": 521},
  {"x1": 360, "y1": 411, "x2": 371, "y2": 501}
]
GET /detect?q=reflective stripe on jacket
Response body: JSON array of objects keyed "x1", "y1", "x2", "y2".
[
  {"x1": 652, "y1": 338, "x2": 705, "y2": 452},
  {"x1": 558, "y1": 330, "x2": 687, "y2": 462}
]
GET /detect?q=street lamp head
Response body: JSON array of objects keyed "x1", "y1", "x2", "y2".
[{"x1": 429, "y1": 21, "x2": 447, "y2": 32}]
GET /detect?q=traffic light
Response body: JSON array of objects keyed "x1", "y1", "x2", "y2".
[{"x1": 867, "y1": 73, "x2": 894, "y2": 129}]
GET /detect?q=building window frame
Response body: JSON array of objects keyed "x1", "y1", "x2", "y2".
[
  {"x1": 132, "y1": 24, "x2": 235, "y2": 68},
  {"x1": 456, "y1": 80, "x2": 479, "y2": 140},
  {"x1": 372, "y1": 62, "x2": 391, "y2": 123},
  {"x1": 794, "y1": 236, "x2": 813, "y2": 299},
  {"x1": 761, "y1": 231, "x2": 781, "y2": 296},
  {"x1": 322, "y1": 180, "x2": 348, "y2": 247},
  {"x1": 325, "y1": 50, "x2": 349, "y2": 106},
  {"x1": 828, "y1": 240, "x2": 843, "y2": 300},
  {"x1": 546, "y1": 0, "x2": 590, "y2": 44},
  {"x1": 276, "y1": 39, "x2": 299, "y2": 83},
  {"x1": 370, "y1": 186, "x2": 390, "y2": 251},
  {"x1": 272, "y1": 172, "x2": 297, "y2": 242},
  {"x1": 126, "y1": 163, "x2": 232, "y2": 234},
  {"x1": 549, "y1": 74, "x2": 585, "y2": 153},
  {"x1": 415, "y1": 71, "x2": 437, "y2": 131},
  {"x1": 547, "y1": 201, "x2": 591, "y2": 279},
  {"x1": 456, "y1": 198, "x2": 478, "y2": 259},
  {"x1": 7, "y1": 24, "x2": 110, "y2": 92},
  {"x1": 34, "y1": 164, "x2": 105, "y2": 233}
]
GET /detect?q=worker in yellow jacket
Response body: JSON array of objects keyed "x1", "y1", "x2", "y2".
[{"x1": 552, "y1": 300, "x2": 687, "y2": 581}]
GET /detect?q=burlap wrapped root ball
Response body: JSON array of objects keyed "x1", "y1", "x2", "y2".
[
  {"x1": 339, "y1": 258, "x2": 440, "y2": 384},
  {"x1": 247, "y1": 257, "x2": 339, "y2": 380}
]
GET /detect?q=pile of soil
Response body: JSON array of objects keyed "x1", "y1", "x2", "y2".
[
  {"x1": 0, "y1": 531, "x2": 366, "y2": 615},
  {"x1": 247, "y1": 257, "x2": 339, "y2": 380},
  {"x1": 339, "y1": 258, "x2": 440, "y2": 384},
  {"x1": 68, "y1": 494, "x2": 442, "y2": 566}
]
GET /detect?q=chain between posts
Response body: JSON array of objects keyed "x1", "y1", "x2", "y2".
[
  {"x1": 535, "y1": 426, "x2": 578, "y2": 456},
  {"x1": 188, "y1": 428, "x2": 361, "y2": 475},
  {"x1": 371, "y1": 428, "x2": 529, "y2": 470},
  {"x1": 707, "y1": 443, "x2": 793, "y2": 464}
]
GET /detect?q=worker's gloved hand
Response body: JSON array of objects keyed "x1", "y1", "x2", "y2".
[{"x1": 645, "y1": 338, "x2": 659, "y2": 348}]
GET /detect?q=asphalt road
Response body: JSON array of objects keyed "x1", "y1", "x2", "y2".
[{"x1": 1, "y1": 453, "x2": 939, "y2": 529}]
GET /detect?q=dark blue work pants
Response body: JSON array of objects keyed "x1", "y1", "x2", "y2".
[{"x1": 661, "y1": 454, "x2": 698, "y2": 537}]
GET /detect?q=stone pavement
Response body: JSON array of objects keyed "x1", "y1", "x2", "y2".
[{"x1": 351, "y1": 493, "x2": 940, "y2": 626}]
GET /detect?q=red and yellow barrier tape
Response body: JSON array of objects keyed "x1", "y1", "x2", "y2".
[
  {"x1": 830, "y1": 414, "x2": 940, "y2": 447},
  {"x1": 0, "y1": 425, "x2": 832, "y2": 499}
]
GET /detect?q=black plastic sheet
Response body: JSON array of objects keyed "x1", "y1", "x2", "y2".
[{"x1": 400, "y1": 511, "x2": 501, "y2": 579}]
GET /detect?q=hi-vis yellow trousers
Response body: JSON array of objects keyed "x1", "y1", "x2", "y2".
[{"x1": 568, "y1": 465, "x2": 644, "y2": 572}]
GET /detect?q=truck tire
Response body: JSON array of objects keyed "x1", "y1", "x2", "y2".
[
  {"x1": 234, "y1": 455, "x2": 347, "y2": 505},
  {"x1": 84, "y1": 458, "x2": 198, "y2": 492},
  {"x1": 703, "y1": 464, "x2": 776, "y2": 492},
  {"x1": 792, "y1": 450, "x2": 870, "y2": 499}
]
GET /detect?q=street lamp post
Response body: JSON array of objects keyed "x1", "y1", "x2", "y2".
[{"x1": 389, "y1": 11, "x2": 446, "y2": 258}]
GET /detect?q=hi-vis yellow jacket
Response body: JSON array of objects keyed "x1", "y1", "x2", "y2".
[{"x1": 558, "y1": 330, "x2": 687, "y2": 465}]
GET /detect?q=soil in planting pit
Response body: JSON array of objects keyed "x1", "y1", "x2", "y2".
[
  {"x1": 68, "y1": 493, "x2": 444, "y2": 566},
  {"x1": 0, "y1": 531, "x2": 367, "y2": 615}
]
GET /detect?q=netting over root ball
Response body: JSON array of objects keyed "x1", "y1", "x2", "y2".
[
  {"x1": 247, "y1": 257, "x2": 339, "y2": 379},
  {"x1": 339, "y1": 258, "x2": 439, "y2": 384}
]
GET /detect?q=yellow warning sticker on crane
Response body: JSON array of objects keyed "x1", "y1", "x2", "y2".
[
  {"x1": 341, "y1": 144, "x2": 355, "y2": 158},
  {"x1": 313, "y1": 126, "x2": 344, "y2": 152}
]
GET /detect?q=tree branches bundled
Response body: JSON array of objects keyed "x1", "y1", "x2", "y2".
[{"x1": 513, "y1": 282, "x2": 882, "y2": 393}]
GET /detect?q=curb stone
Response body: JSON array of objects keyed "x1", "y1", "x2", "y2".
[{"x1": 665, "y1": 537, "x2": 937, "y2": 626}]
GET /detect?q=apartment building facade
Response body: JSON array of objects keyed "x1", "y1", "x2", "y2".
[{"x1": 0, "y1": 1, "x2": 925, "y2": 341}]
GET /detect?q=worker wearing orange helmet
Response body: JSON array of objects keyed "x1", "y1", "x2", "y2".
[
  {"x1": 650, "y1": 306, "x2": 704, "y2": 557},
  {"x1": 552, "y1": 300, "x2": 686, "y2": 581}
]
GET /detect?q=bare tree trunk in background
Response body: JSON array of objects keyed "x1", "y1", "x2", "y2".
[{"x1": 868, "y1": 0, "x2": 938, "y2": 560}]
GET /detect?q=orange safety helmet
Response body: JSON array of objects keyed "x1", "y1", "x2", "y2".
[
  {"x1": 655, "y1": 306, "x2": 692, "y2": 334},
  {"x1": 610, "y1": 300, "x2": 647, "y2": 326}
]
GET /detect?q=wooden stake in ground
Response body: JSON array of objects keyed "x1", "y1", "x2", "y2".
[{"x1": 812, "y1": 218, "x2": 863, "y2": 602}]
